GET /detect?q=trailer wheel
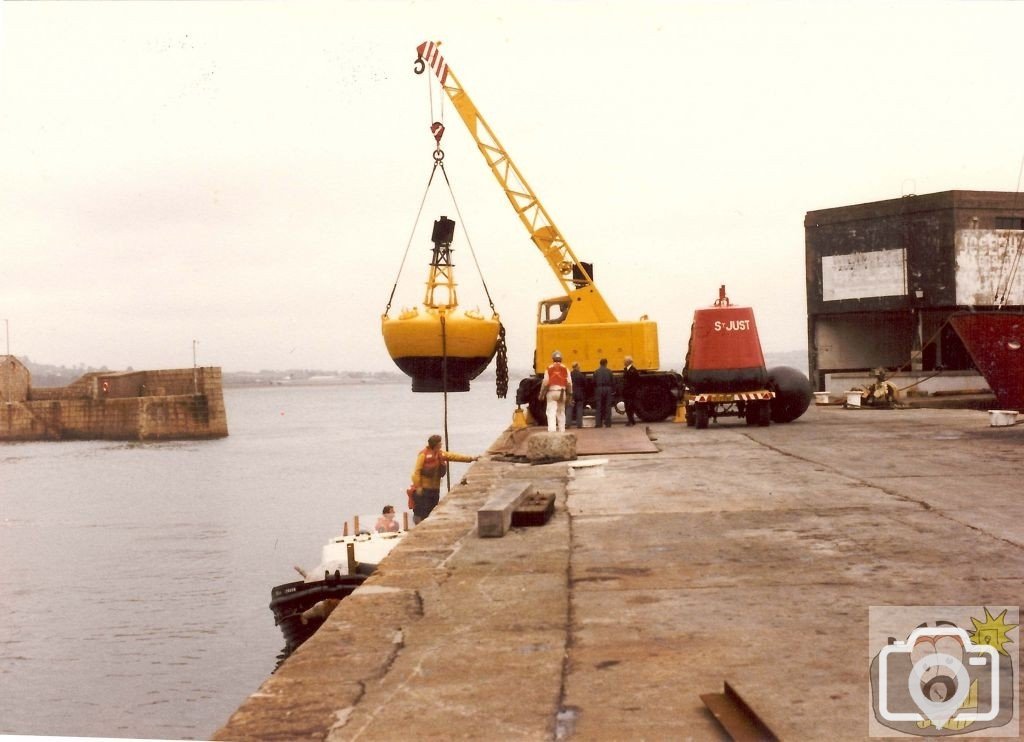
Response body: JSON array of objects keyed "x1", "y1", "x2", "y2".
[
  {"x1": 757, "y1": 401, "x2": 771, "y2": 426},
  {"x1": 744, "y1": 403, "x2": 757, "y2": 426},
  {"x1": 685, "y1": 406, "x2": 695, "y2": 427},
  {"x1": 694, "y1": 403, "x2": 710, "y2": 429}
]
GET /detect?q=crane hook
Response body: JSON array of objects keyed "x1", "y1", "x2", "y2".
[{"x1": 414, "y1": 56, "x2": 426, "y2": 75}]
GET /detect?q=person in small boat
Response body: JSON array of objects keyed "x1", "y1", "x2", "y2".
[
  {"x1": 410, "y1": 434, "x2": 478, "y2": 524},
  {"x1": 375, "y1": 505, "x2": 400, "y2": 533}
]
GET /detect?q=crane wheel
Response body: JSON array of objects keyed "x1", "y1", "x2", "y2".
[
  {"x1": 635, "y1": 382, "x2": 676, "y2": 422},
  {"x1": 527, "y1": 397, "x2": 547, "y2": 427}
]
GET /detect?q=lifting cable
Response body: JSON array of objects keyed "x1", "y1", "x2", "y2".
[
  {"x1": 435, "y1": 162, "x2": 510, "y2": 398},
  {"x1": 383, "y1": 151, "x2": 509, "y2": 398},
  {"x1": 383, "y1": 164, "x2": 441, "y2": 318},
  {"x1": 428, "y1": 68, "x2": 456, "y2": 486},
  {"x1": 420, "y1": 58, "x2": 506, "y2": 396}
]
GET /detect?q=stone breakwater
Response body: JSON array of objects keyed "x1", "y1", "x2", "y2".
[{"x1": 1, "y1": 356, "x2": 228, "y2": 441}]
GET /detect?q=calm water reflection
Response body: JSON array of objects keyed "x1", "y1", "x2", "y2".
[{"x1": 0, "y1": 382, "x2": 509, "y2": 738}]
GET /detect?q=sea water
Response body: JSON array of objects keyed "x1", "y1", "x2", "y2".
[{"x1": 0, "y1": 381, "x2": 511, "y2": 739}]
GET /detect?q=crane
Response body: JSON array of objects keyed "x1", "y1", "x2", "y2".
[{"x1": 414, "y1": 41, "x2": 680, "y2": 424}]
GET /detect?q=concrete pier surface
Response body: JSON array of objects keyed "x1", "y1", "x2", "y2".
[{"x1": 216, "y1": 406, "x2": 1024, "y2": 741}]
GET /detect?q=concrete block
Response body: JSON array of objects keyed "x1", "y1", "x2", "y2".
[
  {"x1": 477, "y1": 483, "x2": 535, "y2": 538},
  {"x1": 525, "y1": 432, "x2": 577, "y2": 462}
]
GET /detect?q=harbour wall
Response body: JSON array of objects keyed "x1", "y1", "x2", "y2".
[
  {"x1": 0, "y1": 358, "x2": 228, "y2": 441},
  {"x1": 215, "y1": 408, "x2": 1024, "y2": 740}
]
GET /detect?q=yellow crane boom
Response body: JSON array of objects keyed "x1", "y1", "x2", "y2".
[
  {"x1": 415, "y1": 41, "x2": 616, "y2": 324},
  {"x1": 414, "y1": 41, "x2": 678, "y2": 424}
]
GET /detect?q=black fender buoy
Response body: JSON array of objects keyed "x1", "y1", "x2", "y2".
[{"x1": 768, "y1": 366, "x2": 812, "y2": 423}]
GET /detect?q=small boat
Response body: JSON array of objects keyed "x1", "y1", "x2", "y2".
[
  {"x1": 948, "y1": 311, "x2": 1024, "y2": 411},
  {"x1": 270, "y1": 525, "x2": 408, "y2": 663}
]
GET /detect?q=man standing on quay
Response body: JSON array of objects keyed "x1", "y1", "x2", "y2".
[
  {"x1": 623, "y1": 355, "x2": 640, "y2": 426},
  {"x1": 410, "y1": 434, "x2": 478, "y2": 524},
  {"x1": 593, "y1": 358, "x2": 614, "y2": 427},
  {"x1": 569, "y1": 361, "x2": 586, "y2": 429},
  {"x1": 538, "y1": 350, "x2": 572, "y2": 432}
]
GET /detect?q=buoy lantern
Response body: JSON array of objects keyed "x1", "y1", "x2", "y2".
[{"x1": 382, "y1": 216, "x2": 500, "y2": 392}]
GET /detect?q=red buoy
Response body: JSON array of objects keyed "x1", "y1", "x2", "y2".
[{"x1": 684, "y1": 286, "x2": 768, "y2": 392}]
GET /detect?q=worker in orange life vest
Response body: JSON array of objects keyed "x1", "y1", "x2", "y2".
[
  {"x1": 410, "y1": 434, "x2": 478, "y2": 524},
  {"x1": 538, "y1": 350, "x2": 573, "y2": 433}
]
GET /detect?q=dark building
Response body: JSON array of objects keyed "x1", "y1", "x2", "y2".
[{"x1": 805, "y1": 190, "x2": 1024, "y2": 391}]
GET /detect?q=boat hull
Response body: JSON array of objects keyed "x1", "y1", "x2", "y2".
[
  {"x1": 270, "y1": 530, "x2": 409, "y2": 663},
  {"x1": 948, "y1": 311, "x2": 1024, "y2": 410},
  {"x1": 269, "y1": 573, "x2": 366, "y2": 657}
]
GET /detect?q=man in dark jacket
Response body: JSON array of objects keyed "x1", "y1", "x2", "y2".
[
  {"x1": 569, "y1": 362, "x2": 586, "y2": 428},
  {"x1": 623, "y1": 356, "x2": 640, "y2": 426},
  {"x1": 593, "y1": 358, "x2": 614, "y2": 427}
]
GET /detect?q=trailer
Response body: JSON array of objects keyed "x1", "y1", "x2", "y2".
[{"x1": 683, "y1": 287, "x2": 810, "y2": 429}]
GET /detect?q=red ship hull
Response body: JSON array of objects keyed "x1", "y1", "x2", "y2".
[{"x1": 948, "y1": 311, "x2": 1024, "y2": 410}]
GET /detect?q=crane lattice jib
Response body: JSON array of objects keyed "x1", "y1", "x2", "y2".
[{"x1": 416, "y1": 41, "x2": 617, "y2": 322}]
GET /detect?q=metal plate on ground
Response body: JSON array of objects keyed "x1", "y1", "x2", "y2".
[
  {"x1": 700, "y1": 681, "x2": 779, "y2": 741},
  {"x1": 488, "y1": 426, "x2": 658, "y2": 457}
]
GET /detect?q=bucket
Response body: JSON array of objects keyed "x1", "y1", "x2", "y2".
[
  {"x1": 814, "y1": 392, "x2": 830, "y2": 405},
  {"x1": 845, "y1": 391, "x2": 862, "y2": 408},
  {"x1": 988, "y1": 410, "x2": 1019, "y2": 427}
]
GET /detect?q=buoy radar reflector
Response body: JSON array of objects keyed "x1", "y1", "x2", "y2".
[{"x1": 382, "y1": 216, "x2": 500, "y2": 392}]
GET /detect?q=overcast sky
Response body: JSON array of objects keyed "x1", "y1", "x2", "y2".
[{"x1": 2, "y1": 1, "x2": 1023, "y2": 373}]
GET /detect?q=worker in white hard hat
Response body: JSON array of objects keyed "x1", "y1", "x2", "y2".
[{"x1": 538, "y1": 350, "x2": 572, "y2": 432}]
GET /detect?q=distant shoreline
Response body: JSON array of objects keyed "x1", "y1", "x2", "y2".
[{"x1": 222, "y1": 377, "x2": 410, "y2": 389}]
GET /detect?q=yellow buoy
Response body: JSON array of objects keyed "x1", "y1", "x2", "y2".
[{"x1": 382, "y1": 216, "x2": 500, "y2": 392}]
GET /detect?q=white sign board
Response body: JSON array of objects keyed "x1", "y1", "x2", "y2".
[
  {"x1": 955, "y1": 229, "x2": 1024, "y2": 306},
  {"x1": 822, "y1": 248, "x2": 906, "y2": 302}
]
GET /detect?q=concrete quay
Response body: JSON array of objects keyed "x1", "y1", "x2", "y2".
[{"x1": 216, "y1": 406, "x2": 1024, "y2": 741}]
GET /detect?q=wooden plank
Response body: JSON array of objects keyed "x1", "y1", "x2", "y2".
[{"x1": 477, "y1": 483, "x2": 535, "y2": 538}]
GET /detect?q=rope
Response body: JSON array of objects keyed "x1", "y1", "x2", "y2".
[
  {"x1": 894, "y1": 371, "x2": 942, "y2": 393},
  {"x1": 994, "y1": 153, "x2": 1024, "y2": 307},
  {"x1": 441, "y1": 313, "x2": 451, "y2": 493},
  {"x1": 997, "y1": 231, "x2": 1024, "y2": 307},
  {"x1": 384, "y1": 163, "x2": 441, "y2": 316}
]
